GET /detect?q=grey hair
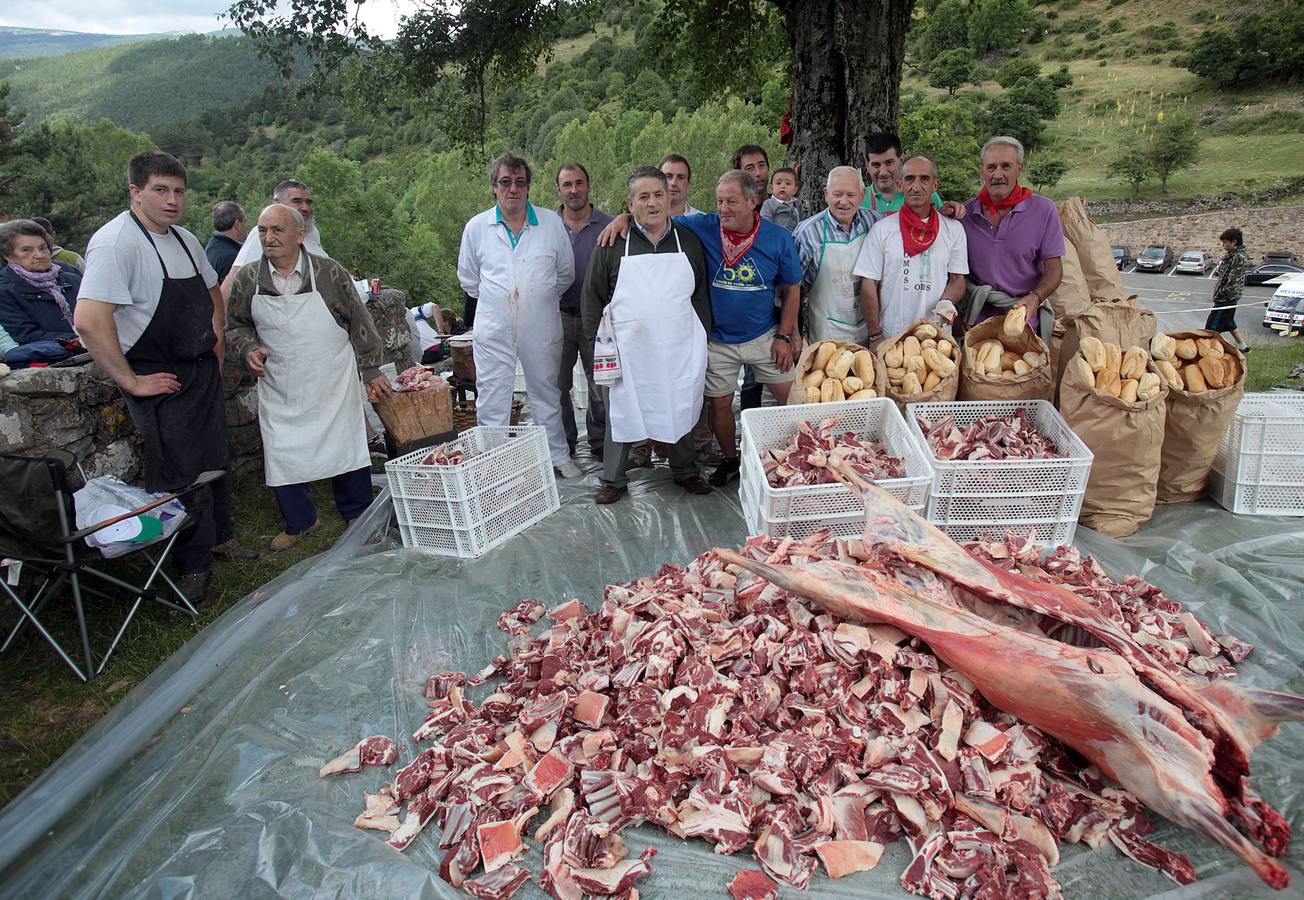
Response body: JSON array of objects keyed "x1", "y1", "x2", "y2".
[
  {"x1": 900, "y1": 155, "x2": 939, "y2": 180},
  {"x1": 825, "y1": 165, "x2": 864, "y2": 189},
  {"x1": 980, "y1": 136, "x2": 1025, "y2": 165},
  {"x1": 212, "y1": 200, "x2": 245, "y2": 232},
  {"x1": 272, "y1": 179, "x2": 309, "y2": 201},
  {"x1": 488, "y1": 152, "x2": 532, "y2": 186},
  {"x1": 717, "y1": 169, "x2": 758, "y2": 201},
  {"x1": 626, "y1": 165, "x2": 668, "y2": 197},
  {"x1": 0, "y1": 219, "x2": 51, "y2": 260},
  {"x1": 260, "y1": 203, "x2": 305, "y2": 231}
]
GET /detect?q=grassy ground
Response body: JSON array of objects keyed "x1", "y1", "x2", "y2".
[
  {"x1": 1244, "y1": 339, "x2": 1304, "y2": 392},
  {"x1": 0, "y1": 472, "x2": 359, "y2": 808}
]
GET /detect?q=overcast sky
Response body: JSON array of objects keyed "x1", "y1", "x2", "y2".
[{"x1": 1, "y1": 0, "x2": 408, "y2": 38}]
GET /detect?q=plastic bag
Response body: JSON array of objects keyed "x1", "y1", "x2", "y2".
[
  {"x1": 592, "y1": 308, "x2": 621, "y2": 385},
  {"x1": 73, "y1": 476, "x2": 187, "y2": 559}
]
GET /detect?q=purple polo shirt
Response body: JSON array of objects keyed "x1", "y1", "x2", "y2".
[
  {"x1": 961, "y1": 193, "x2": 1065, "y2": 299},
  {"x1": 558, "y1": 205, "x2": 614, "y2": 315}
]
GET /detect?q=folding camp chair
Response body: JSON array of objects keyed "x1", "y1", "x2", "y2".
[{"x1": 0, "y1": 450, "x2": 224, "y2": 681}]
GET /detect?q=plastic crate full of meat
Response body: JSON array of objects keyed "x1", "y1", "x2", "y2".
[
  {"x1": 384, "y1": 425, "x2": 559, "y2": 558},
  {"x1": 1208, "y1": 393, "x2": 1304, "y2": 516},
  {"x1": 907, "y1": 400, "x2": 1094, "y2": 546},
  {"x1": 739, "y1": 398, "x2": 934, "y2": 541}
]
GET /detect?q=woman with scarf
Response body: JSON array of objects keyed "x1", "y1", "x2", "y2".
[
  {"x1": 0, "y1": 219, "x2": 83, "y2": 361},
  {"x1": 1206, "y1": 227, "x2": 1252, "y2": 352}
]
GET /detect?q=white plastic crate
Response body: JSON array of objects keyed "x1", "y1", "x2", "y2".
[
  {"x1": 1208, "y1": 393, "x2": 1304, "y2": 516},
  {"x1": 906, "y1": 400, "x2": 1093, "y2": 546},
  {"x1": 739, "y1": 398, "x2": 934, "y2": 540},
  {"x1": 385, "y1": 425, "x2": 560, "y2": 557}
]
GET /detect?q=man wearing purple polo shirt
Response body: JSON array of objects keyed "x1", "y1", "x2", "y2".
[{"x1": 959, "y1": 136, "x2": 1064, "y2": 341}]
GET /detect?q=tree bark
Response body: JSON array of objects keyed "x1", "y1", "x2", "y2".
[{"x1": 771, "y1": 0, "x2": 917, "y2": 213}]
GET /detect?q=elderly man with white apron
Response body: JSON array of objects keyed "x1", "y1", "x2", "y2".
[
  {"x1": 791, "y1": 166, "x2": 881, "y2": 344},
  {"x1": 581, "y1": 166, "x2": 713, "y2": 505},
  {"x1": 226, "y1": 204, "x2": 391, "y2": 551}
]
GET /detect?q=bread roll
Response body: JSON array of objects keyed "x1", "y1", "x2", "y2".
[
  {"x1": 1120, "y1": 346, "x2": 1148, "y2": 380},
  {"x1": 923, "y1": 371, "x2": 941, "y2": 392},
  {"x1": 1156, "y1": 359, "x2": 1183, "y2": 391},
  {"x1": 1150, "y1": 333, "x2": 1176, "y2": 361},
  {"x1": 1198, "y1": 355, "x2": 1225, "y2": 389},
  {"x1": 1120, "y1": 379, "x2": 1140, "y2": 403},
  {"x1": 852, "y1": 349, "x2": 875, "y2": 381},
  {"x1": 1097, "y1": 368, "x2": 1123, "y2": 397},
  {"x1": 1003, "y1": 305, "x2": 1027, "y2": 338},
  {"x1": 826, "y1": 349, "x2": 856, "y2": 380},
  {"x1": 902, "y1": 372, "x2": 923, "y2": 394},
  {"x1": 1103, "y1": 342, "x2": 1123, "y2": 376},
  {"x1": 913, "y1": 322, "x2": 939, "y2": 339},
  {"x1": 802, "y1": 369, "x2": 825, "y2": 388},
  {"x1": 884, "y1": 345, "x2": 904, "y2": 369},
  {"x1": 1080, "y1": 337, "x2": 1107, "y2": 373},
  {"x1": 841, "y1": 375, "x2": 864, "y2": 394},
  {"x1": 903, "y1": 336, "x2": 922, "y2": 360},
  {"x1": 1137, "y1": 372, "x2": 1161, "y2": 401},
  {"x1": 849, "y1": 388, "x2": 877, "y2": 400},
  {"x1": 1184, "y1": 364, "x2": 1207, "y2": 392},
  {"x1": 813, "y1": 341, "x2": 838, "y2": 371},
  {"x1": 1174, "y1": 339, "x2": 1198, "y2": 361}
]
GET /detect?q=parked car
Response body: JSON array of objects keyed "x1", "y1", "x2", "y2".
[
  {"x1": 1262, "y1": 251, "x2": 1298, "y2": 266},
  {"x1": 1175, "y1": 250, "x2": 1213, "y2": 275},
  {"x1": 1262, "y1": 276, "x2": 1304, "y2": 334},
  {"x1": 1135, "y1": 244, "x2": 1176, "y2": 272},
  {"x1": 1246, "y1": 263, "x2": 1304, "y2": 286},
  {"x1": 1112, "y1": 245, "x2": 1134, "y2": 270}
]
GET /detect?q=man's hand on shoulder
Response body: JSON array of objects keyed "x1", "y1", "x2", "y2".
[
  {"x1": 596, "y1": 214, "x2": 631, "y2": 248},
  {"x1": 940, "y1": 201, "x2": 966, "y2": 220}
]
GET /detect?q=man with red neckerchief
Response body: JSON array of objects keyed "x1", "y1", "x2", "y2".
[
  {"x1": 959, "y1": 136, "x2": 1064, "y2": 340},
  {"x1": 854, "y1": 156, "x2": 968, "y2": 347}
]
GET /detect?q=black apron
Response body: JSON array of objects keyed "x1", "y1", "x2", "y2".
[{"x1": 121, "y1": 213, "x2": 229, "y2": 492}]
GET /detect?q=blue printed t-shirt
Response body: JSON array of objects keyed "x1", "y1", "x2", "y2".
[{"x1": 674, "y1": 213, "x2": 803, "y2": 344}]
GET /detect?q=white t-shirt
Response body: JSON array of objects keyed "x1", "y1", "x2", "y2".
[
  {"x1": 78, "y1": 211, "x2": 218, "y2": 353},
  {"x1": 232, "y1": 222, "x2": 326, "y2": 268},
  {"x1": 854, "y1": 214, "x2": 968, "y2": 340}
]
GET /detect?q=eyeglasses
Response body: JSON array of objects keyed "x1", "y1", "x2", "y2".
[{"x1": 495, "y1": 178, "x2": 529, "y2": 189}]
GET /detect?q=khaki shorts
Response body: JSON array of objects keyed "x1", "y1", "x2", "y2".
[{"x1": 704, "y1": 328, "x2": 795, "y2": 398}]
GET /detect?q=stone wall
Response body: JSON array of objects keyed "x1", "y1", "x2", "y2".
[
  {"x1": 0, "y1": 288, "x2": 413, "y2": 487},
  {"x1": 1100, "y1": 205, "x2": 1304, "y2": 262}
]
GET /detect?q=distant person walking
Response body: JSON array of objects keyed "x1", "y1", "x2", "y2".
[{"x1": 1206, "y1": 227, "x2": 1251, "y2": 352}]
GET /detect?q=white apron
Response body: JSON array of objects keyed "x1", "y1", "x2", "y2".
[
  {"x1": 807, "y1": 215, "x2": 869, "y2": 344},
  {"x1": 605, "y1": 230, "x2": 707, "y2": 444},
  {"x1": 253, "y1": 258, "x2": 370, "y2": 486}
]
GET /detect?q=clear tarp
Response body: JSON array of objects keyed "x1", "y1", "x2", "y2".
[{"x1": 0, "y1": 476, "x2": 1300, "y2": 899}]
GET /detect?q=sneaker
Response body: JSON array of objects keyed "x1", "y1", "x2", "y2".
[
  {"x1": 708, "y1": 457, "x2": 741, "y2": 487},
  {"x1": 555, "y1": 460, "x2": 583, "y2": 479},
  {"x1": 176, "y1": 570, "x2": 212, "y2": 604},
  {"x1": 270, "y1": 519, "x2": 320, "y2": 553},
  {"x1": 594, "y1": 484, "x2": 627, "y2": 505},
  {"x1": 211, "y1": 538, "x2": 259, "y2": 561},
  {"x1": 674, "y1": 475, "x2": 715, "y2": 495}
]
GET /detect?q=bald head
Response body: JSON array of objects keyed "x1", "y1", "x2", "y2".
[
  {"x1": 899, "y1": 156, "x2": 938, "y2": 216},
  {"x1": 257, "y1": 203, "x2": 306, "y2": 269}
]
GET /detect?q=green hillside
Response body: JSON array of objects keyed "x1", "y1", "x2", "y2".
[{"x1": 0, "y1": 34, "x2": 280, "y2": 131}]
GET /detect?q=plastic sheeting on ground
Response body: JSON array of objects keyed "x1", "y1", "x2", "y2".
[{"x1": 0, "y1": 469, "x2": 1301, "y2": 899}]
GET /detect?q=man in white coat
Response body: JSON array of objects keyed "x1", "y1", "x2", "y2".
[
  {"x1": 458, "y1": 152, "x2": 580, "y2": 479},
  {"x1": 853, "y1": 156, "x2": 968, "y2": 347}
]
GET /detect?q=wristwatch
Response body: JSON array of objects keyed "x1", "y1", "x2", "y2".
[{"x1": 775, "y1": 333, "x2": 792, "y2": 343}]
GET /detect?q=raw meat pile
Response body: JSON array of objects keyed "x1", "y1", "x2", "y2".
[
  {"x1": 916, "y1": 409, "x2": 1060, "y2": 461},
  {"x1": 320, "y1": 476, "x2": 1302, "y2": 897},
  {"x1": 761, "y1": 417, "x2": 905, "y2": 488},
  {"x1": 397, "y1": 365, "x2": 445, "y2": 392}
]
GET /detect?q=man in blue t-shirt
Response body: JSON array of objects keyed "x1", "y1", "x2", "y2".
[{"x1": 675, "y1": 170, "x2": 802, "y2": 486}]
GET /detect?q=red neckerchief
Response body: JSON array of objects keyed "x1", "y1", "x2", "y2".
[
  {"x1": 978, "y1": 183, "x2": 1032, "y2": 218},
  {"x1": 898, "y1": 202, "x2": 940, "y2": 257},
  {"x1": 721, "y1": 213, "x2": 760, "y2": 268}
]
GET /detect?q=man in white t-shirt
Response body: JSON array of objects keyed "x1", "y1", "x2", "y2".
[
  {"x1": 221, "y1": 179, "x2": 324, "y2": 300},
  {"x1": 75, "y1": 151, "x2": 255, "y2": 602},
  {"x1": 853, "y1": 156, "x2": 968, "y2": 346}
]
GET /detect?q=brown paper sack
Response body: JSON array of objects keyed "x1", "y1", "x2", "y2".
[
  {"x1": 1047, "y1": 238, "x2": 1092, "y2": 321},
  {"x1": 1156, "y1": 330, "x2": 1246, "y2": 503},
  {"x1": 878, "y1": 320, "x2": 960, "y2": 412},
  {"x1": 786, "y1": 339, "x2": 885, "y2": 405},
  {"x1": 1052, "y1": 296, "x2": 1146, "y2": 406},
  {"x1": 958, "y1": 318, "x2": 1053, "y2": 401},
  {"x1": 1058, "y1": 196, "x2": 1127, "y2": 303},
  {"x1": 1057, "y1": 303, "x2": 1166, "y2": 537}
]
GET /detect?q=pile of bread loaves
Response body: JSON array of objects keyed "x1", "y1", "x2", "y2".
[
  {"x1": 883, "y1": 322, "x2": 957, "y2": 395},
  {"x1": 800, "y1": 342, "x2": 879, "y2": 402},
  {"x1": 1149, "y1": 333, "x2": 1240, "y2": 393}
]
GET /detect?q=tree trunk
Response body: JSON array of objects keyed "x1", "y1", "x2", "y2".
[{"x1": 772, "y1": 0, "x2": 917, "y2": 214}]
